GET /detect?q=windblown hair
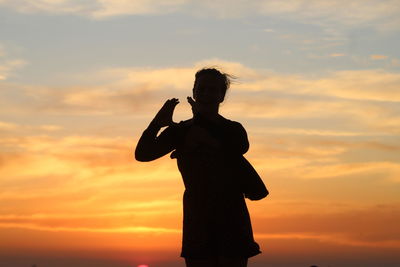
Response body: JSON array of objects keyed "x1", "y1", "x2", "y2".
[{"x1": 194, "y1": 68, "x2": 236, "y2": 101}]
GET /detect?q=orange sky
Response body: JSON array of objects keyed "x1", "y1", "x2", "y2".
[{"x1": 1, "y1": 109, "x2": 399, "y2": 266}]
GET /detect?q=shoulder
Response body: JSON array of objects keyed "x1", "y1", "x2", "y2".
[
  {"x1": 173, "y1": 118, "x2": 193, "y2": 132},
  {"x1": 179, "y1": 118, "x2": 194, "y2": 127},
  {"x1": 163, "y1": 119, "x2": 193, "y2": 136},
  {"x1": 219, "y1": 116, "x2": 246, "y2": 132},
  {"x1": 163, "y1": 119, "x2": 193, "y2": 132}
]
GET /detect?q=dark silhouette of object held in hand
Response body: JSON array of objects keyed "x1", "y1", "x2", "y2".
[{"x1": 135, "y1": 68, "x2": 267, "y2": 267}]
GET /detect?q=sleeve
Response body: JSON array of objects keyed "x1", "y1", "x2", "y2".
[
  {"x1": 135, "y1": 120, "x2": 178, "y2": 162},
  {"x1": 220, "y1": 121, "x2": 249, "y2": 155}
]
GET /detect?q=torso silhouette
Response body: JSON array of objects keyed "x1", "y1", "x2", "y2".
[{"x1": 136, "y1": 114, "x2": 260, "y2": 258}]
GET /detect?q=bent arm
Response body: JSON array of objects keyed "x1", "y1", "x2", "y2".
[
  {"x1": 221, "y1": 122, "x2": 249, "y2": 155},
  {"x1": 135, "y1": 120, "x2": 176, "y2": 162}
]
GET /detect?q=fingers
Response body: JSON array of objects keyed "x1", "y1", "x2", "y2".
[
  {"x1": 187, "y1": 96, "x2": 195, "y2": 107},
  {"x1": 169, "y1": 97, "x2": 179, "y2": 103},
  {"x1": 165, "y1": 98, "x2": 179, "y2": 104},
  {"x1": 187, "y1": 96, "x2": 198, "y2": 116},
  {"x1": 170, "y1": 98, "x2": 179, "y2": 111},
  {"x1": 171, "y1": 98, "x2": 179, "y2": 105},
  {"x1": 163, "y1": 98, "x2": 179, "y2": 109},
  {"x1": 171, "y1": 98, "x2": 179, "y2": 106}
]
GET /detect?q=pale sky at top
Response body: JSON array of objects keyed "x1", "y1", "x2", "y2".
[{"x1": 1, "y1": 0, "x2": 399, "y2": 86}]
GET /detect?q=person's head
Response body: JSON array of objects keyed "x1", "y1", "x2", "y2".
[{"x1": 193, "y1": 68, "x2": 233, "y2": 105}]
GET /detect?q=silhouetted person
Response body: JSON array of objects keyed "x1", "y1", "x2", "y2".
[{"x1": 135, "y1": 68, "x2": 260, "y2": 267}]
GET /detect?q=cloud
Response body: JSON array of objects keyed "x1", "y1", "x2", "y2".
[
  {"x1": 0, "y1": 59, "x2": 26, "y2": 80},
  {"x1": 16, "y1": 84, "x2": 159, "y2": 115},
  {"x1": 231, "y1": 68, "x2": 400, "y2": 102},
  {"x1": 256, "y1": 0, "x2": 400, "y2": 29},
  {"x1": 187, "y1": 0, "x2": 400, "y2": 32},
  {"x1": 329, "y1": 53, "x2": 345, "y2": 57},
  {"x1": 91, "y1": 0, "x2": 187, "y2": 18},
  {"x1": 0, "y1": 0, "x2": 187, "y2": 18},
  {"x1": 244, "y1": 132, "x2": 400, "y2": 187},
  {"x1": 3, "y1": 127, "x2": 399, "y2": 228},
  {"x1": 0, "y1": 134, "x2": 183, "y2": 233},
  {"x1": 1, "y1": 0, "x2": 399, "y2": 32},
  {"x1": 1, "y1": 203, "x2": 399, "y2": 252},
  {"x1": 0, "y1": 59, "x2": 257, "y2": 116},
  {"x1": 255, "y1": 233, "x2": 400, "y2": 249},
  {"x1": 370, "y1": 54, "x2": 389, "y2": 60},
  {"x1": 0, "y1": 121, "x2": 18, "y2": 130},
  {"x1": 252, "y1": 136, "x2": 400, "y2": 162},
  {"x1": 223, "y1": 97, "x2": 349, "y2": 119},
  {"x1": 1, "y1": 59, "x2": 399, "y2": 221},
  {"x1": 391, "y1": 58, "x2": 400, "y2": 67},
  {"x1": 0, "y1": 135, "x2": 149, "y2": 177},
  {"x1": 95, "y1": 58, "x2": 257, "y2": 89},
  {"x1": 296, "y1": 161, "x2": 400, "y2": 180},
  {"x1": 0, "y1": 134, "x2": 181, "y2": 210},
  {"x1": 65, "y1": 60, "x2": 400, "y2": 105},
  {"x1": 317, "y1": 70, "x2": 400, "y2": 102},
  {"x1": 254, "y1": 205, "x2": 400, "y2": 245},
  {"x1": 0, "y1": 43, "x2": 27, "y2": 80},
  {"x1": 0, "y1": 116, "x2": 399, "y2": 256},
  {"x1": 2, "y1": 59, "x2": 400, "y2": 138},
  {"x1": 0, "y1": 222, "x2": 180, "y2": 234},
  {"x1": 0, "y1": 0, "x2": 99, "y2": 14},
  {"x1": 0, "y1": 121, "x2": 62, "y2": 133},
  {"x1": 257, "y1": 127, "x2": 371, "y2": 137}
]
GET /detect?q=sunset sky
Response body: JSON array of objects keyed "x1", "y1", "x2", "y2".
[{"x1": 1, "y1": 1, "x2": 400, "y2": 267}]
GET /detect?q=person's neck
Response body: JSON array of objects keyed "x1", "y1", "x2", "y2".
[{"x1": 195, "y1": 103, "x2": 220, "y2": 122}]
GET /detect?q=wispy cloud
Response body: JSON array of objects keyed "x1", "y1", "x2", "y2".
[
  {"x1": 1, "y1": 59, "x2": 399, "y2": 258},
  {"x1": 255, "y1": 233, "x2": 400, "y2": 249},
  {"x1": 250, "y1": 137, "x2": 400, "y2": 182},
  {"x1": 0, "y1": 0, "x2": 186, "y2": 18},
  {"x1": 0, "y1": 134, "x2": 180, "y2": 210},
  {"x1": 1, "y1": 204, "x2": 399, "y2": 251},
  {"x1": 1, "y1": 0, "x2": 399, "y2": 32},
  {"x1": 41, "y1": 60, "x2": 400, "y2": 103},
  {"x1": 231, "y1": 69, "x2": 400, "y2": 102},
  {"x1": 91, "y1": 0, "x2": 187, "y2": 18},
  {"x1": 0, "y1": 121, "x2": 18, "y2": 130},
  {"x1": 329, "y1": 53, "x2": 346, "y2": 57},
  {"x1": 187, "y1": 0, "x2": 400, "y2": 32},
  {"x1": 256, "y1": 0, "x2": 400, "y2": 30},
  {"x1": 2, "y1": 59, "x2": 399, "y2": 136},
  {"x1": 0, "y1": 57, "x2": 26, "y2": 80},
  {"x1": 0, "y1": 115, "x2": 399, "y2": 257},
  {"x1": 297, "y1": 161, "x2": 400, "y2": 180},
  {"x1": 254, "y1": 205, "x2": 400, "y2": 245},
  {"x1": 0, "y1": 120, "x2": 62, "y2": 132},
  {"x1": 0, "y1": 222, "x2": 180, "y2": 234},
  {"x1": 370, "y1": 54, "x2": 389, "y2": 60}
]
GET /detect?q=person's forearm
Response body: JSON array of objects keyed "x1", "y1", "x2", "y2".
[{"x1": 134, "y1": 120, "x2": 162, "y2": 162}]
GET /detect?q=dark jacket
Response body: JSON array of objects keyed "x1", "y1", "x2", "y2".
[{"x1": 135, "y1": 115, "x2": 261, "y2": 259}]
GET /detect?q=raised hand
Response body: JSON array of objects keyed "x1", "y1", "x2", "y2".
[
  {"x1": 153, "y1": 98, "x2": 179, "y2": 127},
  {"x1": 187, "y1": 96, "x2": 199, "y2": 116}
]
